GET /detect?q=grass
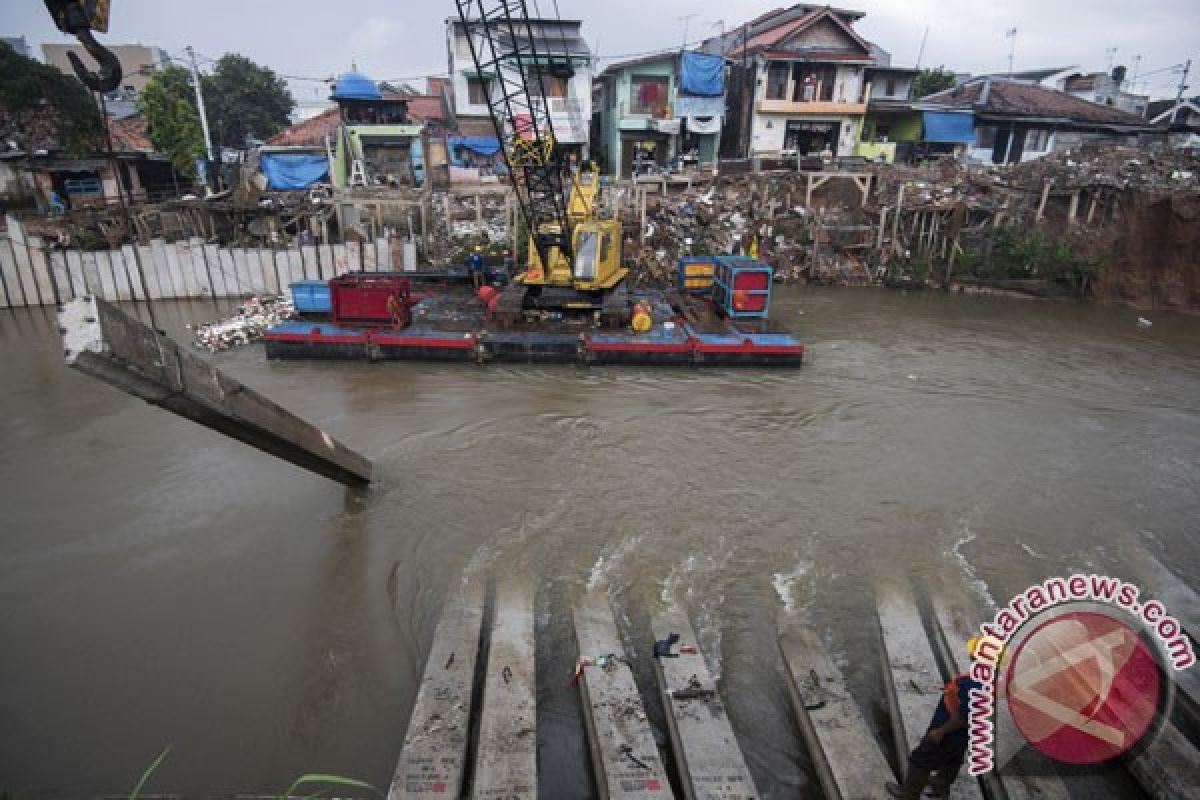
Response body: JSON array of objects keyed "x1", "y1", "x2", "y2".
[{"x1": 124, "y1": 748, "x2": 379, "y2": 800}]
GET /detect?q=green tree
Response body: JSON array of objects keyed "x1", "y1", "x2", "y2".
[
  {"x1": 203, "y1": 54, "x2": 294, "y2": 149},
  {"x1": 0, "y1": 40, "x2": 102, "y2": 156},
  {"x1": 911, "y1": 66, "x2": 958, "y2": 99},
  {"x1": 138, "y1": 65, "x2": 205, "y2": 177}
]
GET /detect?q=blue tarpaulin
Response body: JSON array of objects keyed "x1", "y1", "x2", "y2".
[
  {"x1": 923, "y1": 111, "x2": 976, "y2": 143},
  {"x1": 679, "y1": 51, "x2": 724, "y2": 97},
  {"x1": 260, "y1": 153, "x2": 330, "y2": 190},
  {"x1": 448, "y1": 135, "x2": 502, "y2": 156}
]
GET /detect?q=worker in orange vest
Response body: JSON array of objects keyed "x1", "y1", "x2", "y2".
[{"x1": 886, "y1": 637, "x2": 986, "y2": 799}]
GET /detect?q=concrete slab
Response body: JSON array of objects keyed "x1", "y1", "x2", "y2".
[
  {"x1": 473, "y1": 581, "x2": 537, "y2": 799},
  {"x1": 652, "y1": 604, "x2": 757, "y2": 800},
  {"x1": 778, "y1": 617, "x2": 892, "y2": 800},
  {"x1": 573, "y1": 592, "x2": 672, "y2": 800},
  {"x1": 875, "y1": 581, "x2": 983, "y2": 800},
  {"x1": 389, "y1": 580, "x2": 485, "y2": 799}
]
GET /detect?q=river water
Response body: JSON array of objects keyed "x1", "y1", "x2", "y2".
[{"x1": 1, "y1": 288, "x2": 1197, "y2": 797}]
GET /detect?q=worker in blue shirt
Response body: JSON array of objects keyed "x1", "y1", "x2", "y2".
[
  {"x1": 468, "y1": 245, "x2": 485, "y2": 290},
  {"x1": 886, "y1": 637, "x2": 985, "y2": 799}
]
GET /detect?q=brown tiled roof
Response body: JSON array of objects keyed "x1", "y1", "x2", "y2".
[
  {"x1": 924, "y1": 79, "x2": 1150, "y2": 128},
  {"x1": 729, "y1": 7, "x2": 869, "y2": 59},
  {"x1": 267, "y1": 107, "x2": 341, "y2": 147},
  {"x1": 108, "y1": 113, "x2": 153, "y2": 152}
]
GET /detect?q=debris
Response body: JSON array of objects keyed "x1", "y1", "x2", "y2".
[
  {"x1": 190, "y1": 295, "x2": 296, "y2": 352},
  {"x1": 1137, "y1": 317, "x2": 1153, "y2": 328}
]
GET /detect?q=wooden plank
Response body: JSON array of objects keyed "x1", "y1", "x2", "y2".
[
  {"x1": 150, "y1": 239, "x2": 175, "y2": 298},
  {"x1": 333, "y1": 243, "x2": 349, "y2": 276},
  {"x1": 387, "y1": 580, "x2": 485, "y2": 800},
  {"x1": 81, "y1": 251, "x2": 103, "y2": 298},
  {"x1": 49, "y1": 250, "x2": 73, "y2": 302},
  {"x1": 376, "y1": 237, "x2": 391, "y2": 271},
  {"x1": 138, "y1": 245, "x2": 163, "y2": 299},
  {"x1": 652, "y1": 604, "x2": 758, "y2": 799},
  {"x1": 0, "y1": 238, "x2": 19, "y2": 307},
  {"x1": 779, "y1": 618, "x2": 893, "y2": 800},
  {"x1": 203, "y1": 244, "x2": 226, "y2": 298},
  {"x1": 121, "y1": 245, "x2": 143, "y2": 301},
  {"x1": 929, "y1": 594, "x2": 1070, "y2": 800},
  {"x1": 28, "y1": 238, "x2": 57, "y2": 304},
  {"x1": 66, "y1": 249, "x2": 87, "y2": 302},
  {"x1": 319, "y1": 244, "x2": 335, "y2": 279},
  {"x1": 301, "y1": 245, "x2": 319, "y2": 280},
  {"x1": 876, "y1": 582, "x2": 983, "y2": 800},
  {"x1": 258, "y1": 249, "x2": 280, "y2": 295},
  {"x1": 170, "y1": 242, "x2": 196, "y2": 299},
  {"x1": 287, "y1": 249, "x2": 305, "y2": 285},
  {"x1": 96, "y1": 250, "x2": 121, "y2": 302},
  {"x1": 12, "y1": 231, "x2": 42, "y2": 305},
  {"x1": 187, "y1": 239, "x2": 210, "y2": 298},
  {"x1": 573, "y1": 591, "x2": 672, "y2": 800},
  {"x1": 473, "y1": 581, "x2": 537, "y2": 799},
  {"x1": 108, "y1": 248, "x2": 133, "y2": 301},
  {"x1": 220, "y1": 249, "x2": 241, "y2": 296}
]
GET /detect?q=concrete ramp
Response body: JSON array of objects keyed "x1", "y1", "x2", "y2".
[
  {"x1": 573, "y1": 591, "x2": 672, "y2": 799},
  {"x1": 388, "y1": 580, "x2": 485, "y2": 799},
  {"x1": 473, "y1": 581, "x2": 537, "y2": 799},
  {"x1": 875, "y1": 581, "x2": 983, "y2": 800},
  {"x1": 778, "y1": 617, "x2": 893, "y2": 800},
  {"x1": 652, "y1": 604, "x2": 758, "y2": 799}
]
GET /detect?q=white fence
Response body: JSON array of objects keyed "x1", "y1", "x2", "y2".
[{"x1": 0, "y1": 214, "x2": 401, "y2": 308}]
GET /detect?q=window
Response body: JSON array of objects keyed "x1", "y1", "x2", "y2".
[
  {"x1": 885, "y1": 78, "x2": 896, "y2": 97},
  {"x1": 629, "y1": 75, "x2": 669, "y2": 116},
  {"x1": 1026, "y1": 129, "x2": 1051, "y2": 151},
  {"x1": 467, "y1": 77, "x2": 488, "y2": 106},
  {"x1": 574, "y1": 230, "x2": 598, "y2": 280},
  {"x1": 790, "y1": 64, "x2": 836, "y2": 102},
  {"x1": 766, "y1": 63, "x2": 789, "y2": 100}
]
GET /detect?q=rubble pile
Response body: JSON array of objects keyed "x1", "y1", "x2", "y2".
[
  {"x1": 1002, "y1": 144, "x2": 1200, "y2": 192},
  {"x1": 190, "y1": 295, "x2": 296, "y2": 352}
]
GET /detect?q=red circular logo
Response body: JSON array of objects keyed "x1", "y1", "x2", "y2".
[{"x1": 1005, "y1": 610, "x2": 1162, "y2": 764}]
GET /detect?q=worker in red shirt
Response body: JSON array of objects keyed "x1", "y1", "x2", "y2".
[{"x1": 886, "y1": 637, "x2": 985, "y2": 799}]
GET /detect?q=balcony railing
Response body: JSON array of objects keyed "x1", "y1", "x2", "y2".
[
  {"x1": 757, "y1": 82, "x2": 871, "y2": 115},
  {"x1": 618, "y1": 100, "x2": 674, "y2": 120}
]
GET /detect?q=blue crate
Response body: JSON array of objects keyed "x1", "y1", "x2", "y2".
[{"x1": 289, "y1": 280, "x2": 331, "y2": 313}]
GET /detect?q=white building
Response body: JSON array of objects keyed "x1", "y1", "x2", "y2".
[
  {"x1": 1058, "y1": 68, "x2": 1149, "y2": 117},
  {"x1": 445, "y1": 15, "x2": 593, "y2": 155}
]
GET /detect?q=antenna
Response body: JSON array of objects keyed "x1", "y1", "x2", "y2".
[
  {"x1": 1173, "y1": 59, "x2": 1192, "y2": 125},
  {"x1": 1005, "y1": 27, "x2": 1018, "y2": 76},
  {"x1": 678, "y1": 13, "x2": 698, "y2": 50},
  {"x1": 1130, "y1": 54, "x2": 1141, "y2": 90},
  {"x1": 915, "y1": 25, "x2": 930, "y2": 69},
  {"x1": 1105, "y1": 46, "x2": 1118, "y2": 73}
]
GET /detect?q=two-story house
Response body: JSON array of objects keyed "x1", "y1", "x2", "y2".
[
  {"x1": 592, "y1": 51, "x2": 726, "y2": 177},
  {"x1": 445, "y1": 15, "x2": 594, "y2": 159},
  {"x1": 705, "y1": 4, "x2": 877, "y2": 159}
]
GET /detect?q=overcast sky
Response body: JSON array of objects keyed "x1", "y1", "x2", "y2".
[{"x1": 7, "y1": 0, "x2": 1197, "y2": 102}]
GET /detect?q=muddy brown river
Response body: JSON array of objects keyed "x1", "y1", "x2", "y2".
[{"x1": 1, "y1": 287, "x2": 1197, "y2": 797}]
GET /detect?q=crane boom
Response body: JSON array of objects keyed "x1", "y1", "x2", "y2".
[{"x1": 456, "y1": 0, "x2": 573, "y2": 267}]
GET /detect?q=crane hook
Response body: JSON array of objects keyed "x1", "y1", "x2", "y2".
[
  {"x1": 67, "y1": 27, "x2": 123, "y2": 93},
  {"x1": 43, "y1": 1, "x2": 124, "y2": 93}
]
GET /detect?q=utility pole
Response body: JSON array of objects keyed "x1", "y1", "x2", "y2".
[
  {"x1": 186, "y1": 46, "x2": 214, "y2": 163},
  {"x1": 1172, "y1": 59, "x2": 1191, "y2": 125}
]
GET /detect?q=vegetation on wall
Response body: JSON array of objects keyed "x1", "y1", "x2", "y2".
[{"x1": 0, "y1": 40, "x2": 102, "y2": 156}]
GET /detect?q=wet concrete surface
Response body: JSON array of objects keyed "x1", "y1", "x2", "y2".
[{"x1": 0, "y1": 288, "x2": 1197, "y2": 797}]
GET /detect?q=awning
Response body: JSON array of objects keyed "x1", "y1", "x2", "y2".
[
  {"x1": 923, "y1": 111, "x2": 975, "y2": 143},
  {"x1": 448, "y1": 135, "x2": 502, "y2": 156}
]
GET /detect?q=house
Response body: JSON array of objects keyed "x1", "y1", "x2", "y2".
[
  {"x1": 922, "y1": 77, "x2": 1155, "y2": 164},
  {"x1": 592, "y1": 50, "x2": 726, "y2": 177},
  {"x1": 855, "y1": 46, "x2": 921, "y2": 162},
  {"x1": 1057, "y1": 67, "x2": 1149, "y2": 117},
  {"x1": 445, "y1": 15, "x2": 593, "y2": 158},
  {"x1": 703, "y1": 4, "x2": 880, "y2": 159},
  {"x1": 1147, "y1": 97, "x2": 1200, "y2": 150}
]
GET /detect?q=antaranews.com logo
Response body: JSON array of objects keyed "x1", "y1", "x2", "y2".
[{"x1": 966, "y1": 573, "x2": 1196, "y2": 774}]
